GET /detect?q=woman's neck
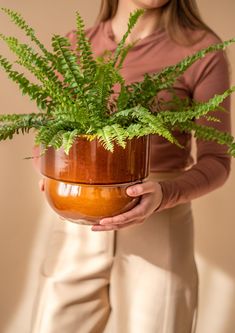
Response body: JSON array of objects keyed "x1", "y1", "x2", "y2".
[{"x1": 111, "y1": 0, "x2": 163, "y2": 44}]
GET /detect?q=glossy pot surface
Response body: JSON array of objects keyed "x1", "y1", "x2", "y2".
[
  {"x1": 41, "y1": 136, "x2": 150, "y2": 184},
  {"x1": 45, "y1": 178, "x2": 140, "y2": 224},
  {"x1": 40, "y1": 136, "x2": 150, "y2": 224}
]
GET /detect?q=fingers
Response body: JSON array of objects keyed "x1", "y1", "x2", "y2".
[
  {"x1": 94, "y1": 181, "x2": 163, "y2": 231},
  {"x1": 91, "y1": 219, "x2": 145, "y2": 232},
  {"x1": 99, "y1": 199, "x2": 145, "y2": 226}
]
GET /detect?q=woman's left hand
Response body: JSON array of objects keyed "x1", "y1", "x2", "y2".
[{"x1": 91, "y1": 181, "x2": 163, "y2": 231}]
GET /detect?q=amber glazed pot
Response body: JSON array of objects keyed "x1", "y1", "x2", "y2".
[{"x1": 40, "y1": 136, "x2": 150, "y2": 225}]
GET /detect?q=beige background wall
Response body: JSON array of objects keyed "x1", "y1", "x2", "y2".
[{"x1": 0, "y1": 1, "x2": 234, "y2": 332}]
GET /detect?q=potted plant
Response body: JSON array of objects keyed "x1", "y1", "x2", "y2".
[{"x1": 0, "y1": 8, "x2": 235, "y2": 224}]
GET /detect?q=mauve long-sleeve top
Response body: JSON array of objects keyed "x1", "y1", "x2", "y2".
[{"x1": 66, "y1": 19, "x2": 232, "y2": 211}]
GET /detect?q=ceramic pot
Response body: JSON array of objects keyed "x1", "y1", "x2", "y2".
[{"x1": 40, "y1": 136, "x2": 150, "y2": 224}]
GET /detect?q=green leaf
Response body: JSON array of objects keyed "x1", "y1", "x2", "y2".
[
  {"x1": 62, "y1": 129, "x2": 79, "y2": 154},
  {"x1": 1, "y1": 7, "x2": 54, "y2": 59},
  {"x1": 157, "y1": 86, "x2": 235, "y2": 125},
  {"x1": 76, "y1": 11, "x2": 97, "y2": 81},
  {"x1": 0, "y1": 8, "x2": 235, "y2": 157},
  {"x1": 112, "y1": 9, "x2": 145, "y2": 66},
  {"x1": 177, "y1": 121, "x2": 235, "y2": 157},
  {"x1": 126, "y1": 38, "x2": 235, "y2": 108}
]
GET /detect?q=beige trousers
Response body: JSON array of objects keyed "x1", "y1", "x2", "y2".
[{"x1": 31, "y1": 173, "x2": 199, "y2": 333}]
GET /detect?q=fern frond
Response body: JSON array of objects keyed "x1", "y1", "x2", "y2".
[
  {"x1": 76, "y1": 11, "x2": 97, "y2": 81},
  {"x1": 62, "y1": 129, "x2": 80, "y2": 154},
  {"x1": 116, "y1": 41, "x2": 137, "y2": 70},
  {"x1": 154, "y1": 38, "x2": 235, "y2": 91},
  {"x1": 0, "y1": 112, "x2": 47, "y2": 123},
  {"x1": 0, "y1": 123, "x2": 29, "y2": 140},
  {"x1": 34, "y1": 118, "x2": 86, "y2": 150},
  {"x1": 0, "y1": 34, "x2": 59, "y2": 84},
  {"x1": 133, "y1": 107, "x2": 181, "y2": 146},
  {"x1": 110, "y1": 105, "x2": 142, "y2": 121},
  {"x1": 35, "y1": 121, "x2": 66, "y2": 147},
  {"x1": 51, "y1": 35, "x2": 104, "y2": 118},
  {"x1": 96, "y1": 127, "x2": 116, "y2": 151},
  {"x1": 0, "y1": 55, "x2": 51, "y2": 110},
  {"x1": 112, "y1": 9, "x2": 145, "y2": 66},
  {"x1": 51, "y1": 35, "x2": 84, "y2": 92},
  {"x1": 1, "y1": 7, "x2": 53, "y2": 60},
  {"x1": 0, "y1": 34, "x2": 72, "y2": 105},
  {"x1": 51, "y1": 105, "x2": 87, "y2": 128},
  {"x1": 124, "y1": 123, "x2": 144, "y2": 139},
  {"x1": 125, "y1": 73, "x2": 157, "y2": 108},
  {"x1": 46, "y1": 129, "x2": 67, "y2": 150},
  {"x1": 110, "y1": 106, "x2": 180, "y2": 146},
  {"x1": 0, "y1": 38, "x2": 66, "y2": 107},
  {"x1": 0, "y1": 8, "x2": 235, "y2": 157},
  {"x1": 126, "y1": 38, "x2": 235, "y2": 108},
  {"x1": 176, "y1": 121, "x2": 235, "y2": 157},
  {"x1": 93, "y1": 61, "x2": 125, "y2": 117},
  {"x1": 157, "y1": 86, "x2": 235, "y2": 125},
  {"x1": 0, "y1": 113, "x2": 47, "y2": 140},
  {"x1": 116, "y1": 84, "x2": 130, "y2": 111},
  {"x1": 107, "y1": 124, "x2": 128, "y2": 148}
]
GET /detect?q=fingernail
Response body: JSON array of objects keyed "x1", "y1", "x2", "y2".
[{"x1": 127, "y1": 188, "x2": 136, "y2": 196}]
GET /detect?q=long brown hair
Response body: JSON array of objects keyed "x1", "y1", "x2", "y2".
[{"x1": 96, "y1": 0, "x2": 217, "y2": 45}]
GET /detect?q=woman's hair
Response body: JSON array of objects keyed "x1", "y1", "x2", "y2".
[{"x1": 96, "y1": 0, "x2": 217, "y2": 45}]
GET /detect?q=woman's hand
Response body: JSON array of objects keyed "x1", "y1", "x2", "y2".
[{"x1": 91, "y1": 181, "x2": 163, "y2": 231}]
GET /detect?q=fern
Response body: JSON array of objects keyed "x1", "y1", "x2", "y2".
[
  {"x1": 96, "y1": 124, "x2": 129, "y2": 151},
  {"x1": 76, "y1": 11, "x2": 97, "y2": 82},
  {"x1": 154, "y1": 38, "x2": 235, "y2": 91},
  {"x1": 157, "y1": 86, "x2": 235, "y2": 125},
  {"x1": 62, "y1": 129, "x2": 80, "y2": 154},
  {"x1": 126, "y1": 38, "x2": 235, "y2": 108},
  {"x1": 35, "y1": 121, "x2": 68, "y2": 148},
  {"x1": 1, "y1": 7, "x2": 55, "y2": 62},
  {"x1": 0, "y1": 55, "x2": 50, "y2": 110},
  {"x1": 97, "y1": 127, "x2": 116, "y2": 152},
  {"x1": 93, "y1": 60, "x2": 126, "y2": 118},
  {"x1": 0, "y1": 112, "x2": 47, "y2": 123},
  {"x1": 51, "y1": 35, "x2": 84, "y2": 93},
  {"x1": 0, "y1": 34, "x2": 71, "y2": 107},
  {"x1": 51, "y1": 105, "x2": 89, "y2": 129},
  {"x1": 116, "y1": 42, "x2": 136, "y2": 70},
  {"x1": 0, "y1": 8, "x2": 235, "y2": 155},
  {"x1": 0, "y1": 113, "x2": 48, "y2": 140},
  {"x1": 103, "y1": 124, "x2": 128, "y2": 149},
  {"x1": 112, "y1": 9, "x2": 145, "y2": 66},
  {"x1": 46, "y1": 130, "x2": 67, "y2": 150},
  {"x1": 128, "y1": 106, "x2": 181, "y2": 146},
  {"x1": 176, "y1": 121, "x2": 235, "y2": 157}
]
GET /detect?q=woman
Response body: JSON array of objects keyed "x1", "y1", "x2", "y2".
[{"x1": 31, "y1": 1, "x2": 231, "y2": 332}]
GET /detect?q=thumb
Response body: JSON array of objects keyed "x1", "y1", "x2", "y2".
[{"x1": 126, "y1": 181, "x2": 156, "y2": 197}]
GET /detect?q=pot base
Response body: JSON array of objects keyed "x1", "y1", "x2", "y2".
[{"x1": 44, "y1": 178, "x2": 140, "y2": 225}]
